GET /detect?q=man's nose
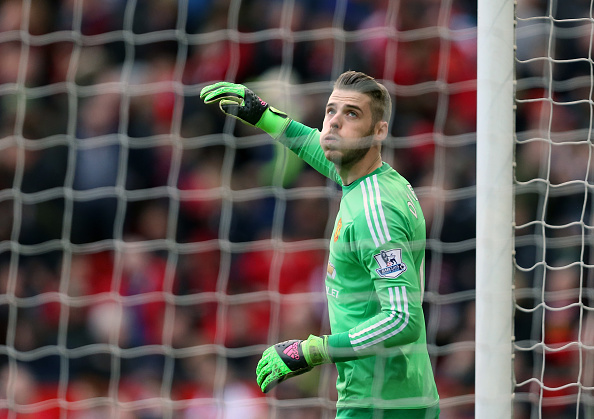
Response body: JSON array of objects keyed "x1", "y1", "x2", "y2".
[{"x1": 329, "y1": 114, "x2": 341, "y2": 129}]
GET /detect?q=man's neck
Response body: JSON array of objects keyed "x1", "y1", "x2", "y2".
[{"x1": 338, "y1": 153, "x2": 383, "y2": 186}]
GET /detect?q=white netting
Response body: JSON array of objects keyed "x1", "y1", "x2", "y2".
[
  {"x1": 0, "y1": 0, "x2": 478, "y2": 417},
  {"x1": 515, "y1": 0, "x2": 594, "y2": 417}
]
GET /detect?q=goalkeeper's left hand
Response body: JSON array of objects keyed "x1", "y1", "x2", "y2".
[{"x1": 256, "y1": 335, "x2": 332, "y2": 393}]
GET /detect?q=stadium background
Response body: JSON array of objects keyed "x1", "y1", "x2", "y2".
[{"x1": 0, "y1": 0, "x2": 589, "y2": 417}]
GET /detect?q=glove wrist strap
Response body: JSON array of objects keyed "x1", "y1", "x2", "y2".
[
  {"x1": 302, "y1": 335, "x2": 332, "y2": 366},
  {"x1": 256, "y1": 107, "x2": 291, "y2": 139}
]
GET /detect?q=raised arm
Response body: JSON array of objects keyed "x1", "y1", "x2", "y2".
[{"x1": 201, "y1": 82, "x2": 340, "y2": 184}]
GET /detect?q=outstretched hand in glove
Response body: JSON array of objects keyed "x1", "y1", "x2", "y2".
[{"x1": 200, "y1": 82, "x2": 291, "y2": 139}]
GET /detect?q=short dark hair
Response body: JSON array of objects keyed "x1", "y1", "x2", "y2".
[{"x1": 334, "y1": 71, "x2": 392, "y2": 126}]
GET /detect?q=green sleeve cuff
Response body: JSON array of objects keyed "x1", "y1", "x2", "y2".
[
  {"x1": 278, "y1": 120, "x2": 319, "y2": 151},
  {"x1": 327, "y1": 332, "x2": 359, "y2": 362},
  {"x1": 283, "y1": 119, "x2": 316, "y2": 139}
]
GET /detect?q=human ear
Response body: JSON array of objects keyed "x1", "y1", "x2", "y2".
[{"x1": 375, "y1": 121, "x2": 389, "y2": 142}]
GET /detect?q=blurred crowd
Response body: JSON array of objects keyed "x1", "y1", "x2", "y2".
[{"x1": 0, "y1": 0, "x2": 591, "y2": 417}]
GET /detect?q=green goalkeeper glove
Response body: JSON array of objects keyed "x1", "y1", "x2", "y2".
[
  {"x1": 256, "y1": 335, "x2": 332, "y2": 393},
  {"x1": 200, "y1": 81, "x2": 291, "y2": 139}
]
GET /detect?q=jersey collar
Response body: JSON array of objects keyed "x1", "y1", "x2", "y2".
[{"x1": 341, "y1": 162, "x2": 390, "y2": 196}]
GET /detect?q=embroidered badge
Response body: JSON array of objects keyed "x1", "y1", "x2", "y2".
[
  {"x1": 333, "y1": 218, "x2": 342, "y2": 242},
  {"x1": 373, "y1": 248, "x2": 407, "y2": 279}
]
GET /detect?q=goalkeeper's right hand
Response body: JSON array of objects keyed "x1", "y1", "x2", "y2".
[{"x1": 200, "y1": 82, "x2": 291, "y2": 139}]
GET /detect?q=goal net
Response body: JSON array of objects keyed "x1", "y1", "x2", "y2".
[
  {"x1": 514, "y1": 0, "x2": 594, "y2": 417},
  {"x1": 1, "y1": 0, "x2": 477, "y2": 417}
]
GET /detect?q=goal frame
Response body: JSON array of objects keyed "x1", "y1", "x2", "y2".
[{"x1": 475, "y1": 0, "x2": 515, "y2": 417}]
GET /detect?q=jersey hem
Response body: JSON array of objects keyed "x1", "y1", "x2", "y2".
[{"x1": 335, "y1": 398, "x2": 440, "y2": 410}]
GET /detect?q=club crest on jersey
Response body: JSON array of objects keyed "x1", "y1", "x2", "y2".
[
  {"x1": 373, "y1": 249, "x2": 407, "y2": 279},
  {"x1": 333, "y1": 218, "x2": 342, "y2": 242}
]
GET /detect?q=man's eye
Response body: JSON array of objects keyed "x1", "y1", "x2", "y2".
[
  {"x1": 347, "y1": 111, "x2": 357, "y2": 117},
  {"x1": 327, "y1": 109, "x2": 335, "y2": 115}
]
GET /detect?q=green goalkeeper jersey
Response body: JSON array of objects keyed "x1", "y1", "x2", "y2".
[{"x1": 280, "y1": 121, "x2": 439, "y2": 410}]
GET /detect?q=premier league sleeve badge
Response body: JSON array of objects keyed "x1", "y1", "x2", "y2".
[{"x1": 373, "y1": 248, "x2": 407, "y2": 279}]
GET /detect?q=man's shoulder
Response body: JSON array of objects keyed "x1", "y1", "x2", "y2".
[{"x1": 348, "y1": 168, "x2": 424, "y2": 229}]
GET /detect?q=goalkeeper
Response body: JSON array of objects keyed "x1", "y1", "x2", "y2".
[{"x1": 201, "y1": 71, "x2": 440, "y2": 418}]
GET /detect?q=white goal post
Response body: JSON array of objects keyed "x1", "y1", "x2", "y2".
[
  {"x1": 478, "y1": 0, "x2": 594, "y2": 418},
  {"x1": 476, "y1": 0, "x2": 515, "y2": 417}
]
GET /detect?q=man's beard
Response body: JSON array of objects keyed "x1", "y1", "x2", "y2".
[{"x1": 327, "y1": 126, "x2": 376, "y2": 169}]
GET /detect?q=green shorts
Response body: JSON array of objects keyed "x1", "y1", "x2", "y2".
[{"x1": 335, "y1": 405, "x2": 440, "y2": 419}]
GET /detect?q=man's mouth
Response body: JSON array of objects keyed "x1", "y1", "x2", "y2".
[{"x1": 321, "y1": 135, "x2": 339, "y2": 150}]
